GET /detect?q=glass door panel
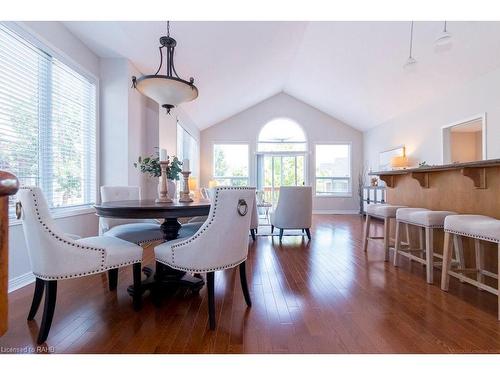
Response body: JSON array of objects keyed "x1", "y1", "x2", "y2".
[{"x1": 258, "y1": 154, "x2": 306, "y2": 206}]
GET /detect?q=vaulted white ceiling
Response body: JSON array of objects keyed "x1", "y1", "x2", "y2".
[{"x1": 63, "y1": 21, "x2": 500, "y2": 131}]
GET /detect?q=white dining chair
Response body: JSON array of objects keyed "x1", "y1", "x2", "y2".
[
  {"x1": 270, "y1": 186, "x2": 313, "y2": 242},
  {"x1": 250, "y1": 196, "x2": 258, "y2": 241},
  {"x1": 154, "y1": 187, "x2": 255, "y2": 329},
  {"x1": 16, "y1": 187, "x2": 143, "y2": 344},
  {"x1": 100, "y1": 186, "x2": 165, "y2": 245}
]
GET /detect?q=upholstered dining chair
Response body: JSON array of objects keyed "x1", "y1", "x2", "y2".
[
  {"x1": 270, "y1": 186, "x2": 313, "y2": 242},
  {"x1": 100, "y1": 186, "x2": 164, "y2": 244},
  {"x1": 154, "y1": 186, "x2": 255, "y2": 330},
  {"x1": 16, "y1": 187, "x2": 143, "y2": 344},
  {"x1": 187, "y1": 187, "x2": 212, "y2": 225},
  {"x1": 250, "y1": 196, "x2": 258, "y2": 241}
]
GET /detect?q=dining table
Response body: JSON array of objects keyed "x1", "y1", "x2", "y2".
[{"x1": 94, "y1": 199, "x2": 211, "y2": 299}]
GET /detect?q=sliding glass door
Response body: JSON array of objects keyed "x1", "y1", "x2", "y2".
[{"x1": 257, "y1": 153, "x2": 306, "y2": 205}]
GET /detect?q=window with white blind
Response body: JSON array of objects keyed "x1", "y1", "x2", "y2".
[
  {"x1": 315, "y1": 144, "x2": 352, "y2": 196},
  {"x1": 0, "y1": 24, "x2": 97, "y2": 218}
]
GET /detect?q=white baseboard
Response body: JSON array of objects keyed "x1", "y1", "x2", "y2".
[
  {"x1": 312, "y1": 209, "x2": 359, "y2": 215},
  {"x1": 8, "y1": 272, "x2": 35, "y2": 293}
]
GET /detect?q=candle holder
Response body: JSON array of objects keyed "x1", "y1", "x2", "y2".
[
  {"x1": 156, "y1": 160, "x2": 173, "y2": 203},
  {"x1": 179, "y1": 171, "x2": 193, "y2": 202}
]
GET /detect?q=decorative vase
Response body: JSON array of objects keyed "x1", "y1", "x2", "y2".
[{"x1": 167, "y1": 179, "x2": 176, "y2": 199}]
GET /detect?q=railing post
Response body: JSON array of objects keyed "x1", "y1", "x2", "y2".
[{"x1": 0, "y1": 171, "x2": 19, "y2": 337}]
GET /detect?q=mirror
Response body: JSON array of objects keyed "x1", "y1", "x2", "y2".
[{"x1": 442, "y1": 115, "x2": 486, "y2": 164}]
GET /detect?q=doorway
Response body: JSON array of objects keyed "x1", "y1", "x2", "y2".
[
  {"x1": 442, "y1": 114, "x2": 486, "y2": 164},
  {"x1": 257, "y1": 153, "x2": 306, "y2": 205}
]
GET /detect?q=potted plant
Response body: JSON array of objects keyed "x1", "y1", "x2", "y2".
[{"x1": 134, "y1": 150, "x2": 183, "y2": 199}]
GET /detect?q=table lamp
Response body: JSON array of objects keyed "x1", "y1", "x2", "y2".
[{"x1": 391, "y1": 155, "x2": 409, "y2": 170}]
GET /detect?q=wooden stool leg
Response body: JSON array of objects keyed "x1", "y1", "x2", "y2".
[
  {"x1": 383, "y1": 218, "x2": 390, "y2": 262},
  {"x1": 425, "y1": 227, "x2": 434, "y2": 284},
  {"x1": 393, "y1": 221, "x2": 401, "y2": 267},
  {"x1": 362, "y1": 215, "x2": 371, "y2": 252},
  {"x1": 418, "y1": 227, "x2": 425, "y2": 258},
  {"x1": 441, "y1": 232, "x2": 453, "y2": 291},
  {"x1": 453, "y1": 234, "x2": 466, "y2": 283},
  {"x1": 474, "y1": 239, "x2": 484, "y2": 290},
  {"x1": 405, "y1": 223, "x2": 411, "y2": 246}
]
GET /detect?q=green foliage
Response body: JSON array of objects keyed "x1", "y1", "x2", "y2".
[{"x1": 134, "y1": 151, "x2": 183, "y2": 180}]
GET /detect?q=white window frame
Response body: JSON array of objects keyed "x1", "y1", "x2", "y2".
[
  {"x1": 3, "y1": 22, "x2": 100, "y2": 225},
  {"x1": 212, "y1": 142, "x2": 250, "y2": 186},
  {"x1": 314, "y1": 142, "x2": 352, "y2": 198}
]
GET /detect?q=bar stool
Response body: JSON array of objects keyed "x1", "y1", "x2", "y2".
[
  {"x1": 363, "y1": 204, "x2": 407, "y2": 261},
  {"x1": 393, "y1": 208, "x2": 457, "y2": 284},
  {"x1": 441, "y1": 215, "x2": 500, "y2": 320}
]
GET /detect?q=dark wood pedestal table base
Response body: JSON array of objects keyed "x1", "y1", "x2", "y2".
[{"x1": 94, "y1": 199, "x2": 211, "y2": 301}]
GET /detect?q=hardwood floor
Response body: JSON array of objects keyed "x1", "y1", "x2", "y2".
[{"x1": 1, "y1": 215, "x2": 499, "y2": 354}]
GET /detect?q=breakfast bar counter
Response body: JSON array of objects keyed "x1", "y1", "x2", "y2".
[
  {"x1": 369, "y1": 158, "x2": 500, "y2": 218},
  {"x1": 369, "y1": 159, "x2": 500, "y2": 285}
]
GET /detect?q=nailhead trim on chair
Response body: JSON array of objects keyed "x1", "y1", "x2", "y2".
[
  {"x1": 19, "y1": 187, "x2": 142, "y2": 280},
  {"x1": 397, "y1": 219, "x2": 445, "y2": 229},
  {"x1": 156, "y1": 186, "x2": 254, "y2": 273},
  {"x1": 444, "y1": 228, "x2": 500, "y2": 244}
]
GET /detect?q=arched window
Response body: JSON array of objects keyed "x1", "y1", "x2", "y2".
[{"x1": 257, "y1": 118, "x2": 307, "y2": 152}]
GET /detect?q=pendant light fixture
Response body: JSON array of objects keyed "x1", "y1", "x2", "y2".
[
  {"x1": 403, "y1": 21, "x2": 417, "y2": 69},
  {"x1": 435, "y1": 21, "x2": 452, "y2": 47},
  {"x1": 132, "y1": 21, "x2": 198, "y2": 114}
]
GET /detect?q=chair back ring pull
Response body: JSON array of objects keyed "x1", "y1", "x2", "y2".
[{"x1": 237, "y1": 199, "x2": 248, "y2": 216}]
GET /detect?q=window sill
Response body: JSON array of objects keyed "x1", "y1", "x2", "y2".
[
  {"x1": 9, "y1": 206, "x2": 96, "y2": 227},
  {"x1": 315, "y1": 194, "x2": 353, "y2": 198}
]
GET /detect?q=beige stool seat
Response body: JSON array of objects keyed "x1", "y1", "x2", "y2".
[
  {"x1": 398, "y1": 209, "x2": 457, "y2": 228},
  {"x1": 363, "y1": 204, "x2": 407, "y2": 261},
  {"x1": 394, "y1": 208, "x2": 456, "y2": 284},
  {"x1": 444, "y1": 215, "x2": 500, "y2": 242},
  {"x1": 366, "y1": 204, "x2": 407, "y2": 218},
  {"x1": 441, "y1": 214, "x2": 500, "y2": 320}
]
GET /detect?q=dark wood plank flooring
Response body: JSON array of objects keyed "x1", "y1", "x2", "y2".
[{"x1": 0, "y1": 215, "x2": 499, "y2": 353}]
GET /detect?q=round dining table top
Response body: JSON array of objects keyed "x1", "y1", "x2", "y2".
[{"x1": 94, "y1": 199, "x2": 211, "y2": 219}]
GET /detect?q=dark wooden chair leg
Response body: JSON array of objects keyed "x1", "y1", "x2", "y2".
[
  {"x1": 207, "y1": 272, "x2": 216, "y2": 330},
  {"x1": 37, "y1": 280, "x2": 57, "y2": 345},
  {"x1": 239, "y1": 261, "x2": 252, "y2": 307},
  {"x1": 133, "y1": 263, "x2": 142, "y2": 311},
  {"x1": 302, "y1": 229, "x2": 305, "y2": 234},
  {"x1": 28, "y1": 278, "x2": 45, "y2": 321},
  {"x1": 305, "y1": 228, "x2": 311, "y2": 240},
  {"x1": 271, "y1": 225, "x2": 274, "y2": 234},
  {"x1": 279, "y1": 228, "x2": 284, "y2": 242},
  {"x1": 250, "y1": 229, "x2": 256, "y2": 241},
  {"x1": 108, "y1": 268, "x2": 118, "y2": 291}
]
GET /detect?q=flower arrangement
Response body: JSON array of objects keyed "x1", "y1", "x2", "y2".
[{"x1": 134, "y1": 150, "x2": 183, "y2": 180}]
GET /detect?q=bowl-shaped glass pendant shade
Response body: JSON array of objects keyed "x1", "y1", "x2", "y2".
[{"x1": 135, "y1": 75, "x2": 198, "y2": 108}]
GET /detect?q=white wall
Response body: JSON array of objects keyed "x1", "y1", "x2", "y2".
[
  {"x1": 159, "y1": 107, "x2": 201, "y2": 177},
  {"x1": 364, "y1": 65, "x2": 500, "y2": 172},
  {"x1": 100, "y1": 59, "x2": 160, "y2": 199},
  {"x1": 200, "y1": 93, "x2": 363, "y2": 212},
  {"x1": 8, "y1": 22, "x2": 102, "y2": 289}
]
